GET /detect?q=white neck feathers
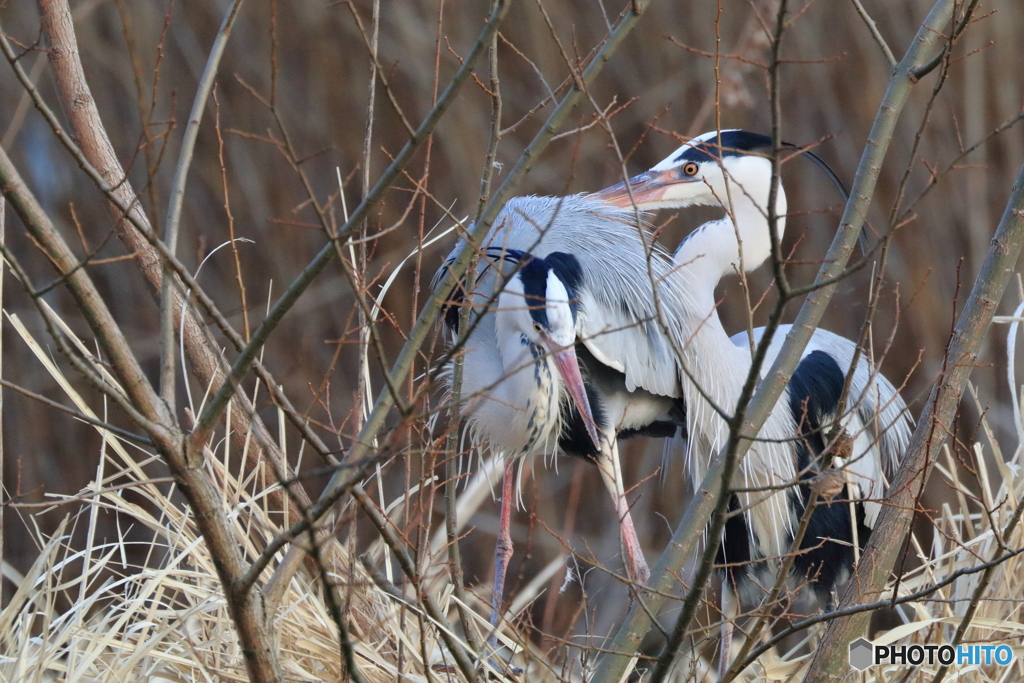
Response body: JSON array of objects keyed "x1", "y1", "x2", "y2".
[{"x1": 670, "y1": 162, "x2": 795, "y2": 563}]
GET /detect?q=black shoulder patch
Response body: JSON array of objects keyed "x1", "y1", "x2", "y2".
[
  {"x1": 517, "y1": 252, "x2": 585, "y2": 329},
  {"x1": 788, "y1": 349, "x2": 846, "y2": 457},
  {"x1": 544, "y1": 251, "x2": 583, "y2": 300}
]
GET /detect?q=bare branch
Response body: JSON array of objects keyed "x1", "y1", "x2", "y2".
[
  {"x1": 805, "y1": 127, "x2": 1024, "y2": 683},
  {"x1": 159, "y1": 0, "x2": 246, "y2": 410},
  {"x1": 592, "y1": 2, "x2": 959, "y2": 679},
  {"x1": 849, "y1": 0, "x2": 897, "y2": 70},
  {"x1": 192, "y1": 0, "x2": 513, "y2": 441},
  {"x1": 0, "y1": 378, "x2": 153, "y2": 445}
]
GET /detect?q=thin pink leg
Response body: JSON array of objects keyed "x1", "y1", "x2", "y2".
[
  {"x1": 488, "y1": 460, "x2": 516, "y2": 649},
  {"x1": 594, "y1": 444, "x2": 651, "y2": 586},
  {"x1": 613, "y1": 493, "x2": 651, "y2": 586}
]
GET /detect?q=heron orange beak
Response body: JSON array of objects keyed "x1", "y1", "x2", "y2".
[
  {"x1": 543, "y1": 340, "x2": 602, "y2": 452},
  {"x1": 592, "y1": 169, "x2": 695, "y2": 208}
]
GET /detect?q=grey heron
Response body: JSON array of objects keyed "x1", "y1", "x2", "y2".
[
  {"x1": 594, "y1": 129, "x2": 912, "y2": 667},
  {"x1": 437, "y1": 195, "x2": 690, "y2": 640}
]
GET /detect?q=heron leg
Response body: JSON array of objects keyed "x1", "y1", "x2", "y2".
[
  {"x1": 595, "y1": 439, "x2": 650, "y2": 586},
  {"x1": 488, "y1": 460, "x2": 516, "y2": 651},
  {"x1": 718, "y1": 580, "x2": 738, "y2": 681}
]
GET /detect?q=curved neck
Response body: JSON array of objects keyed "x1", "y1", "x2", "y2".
[
  {"x1": 458, "y1": 307, "x2": 560, "y2": 454},
  {"x1": 494, "y1": 293, "x2": 550, "y2": 391},
  {"x1": 655, "y1": 164, "x2": 797, "y2": 560},
  {"x1": 674, "y1": 172, "x2": 787, "y2": 314},
  {"x1": 670, "y1": 179, "x2": 795, "y2": 562},
  {"x1": 671, "y1": 175, "x2": 789, "y2": 406},
  {"x1": 668, "y1": 167, "x2": 793, "y2": 463}
]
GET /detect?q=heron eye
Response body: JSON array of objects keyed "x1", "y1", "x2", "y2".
[
  {"x1": 682, "y1": 162, "x2": 699, "y2": 177},
  {"x1": 532, "y1": 321, "x2": 544, "y2": 334}
]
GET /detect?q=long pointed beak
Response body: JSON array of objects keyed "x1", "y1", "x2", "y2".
[
  {"x1": 592, "y1": 169, "x2": 692, "y2": 209},
  {"x1": 544, "y1": 340, "x2": 602, "y2": 451}
]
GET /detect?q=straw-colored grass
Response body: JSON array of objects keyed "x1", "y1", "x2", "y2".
[
  {"x1": 3, "y1": 277, "x2": 1024, "y2": 683},
  {"x1": 0, "y1": 297, "x2": 556, "y2": 682}
]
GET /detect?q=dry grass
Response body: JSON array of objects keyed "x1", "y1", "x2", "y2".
[
  {"x1": 2, "y1": 1, "x2": 1024, "y2": 681},
  {"x1": 2, "y1": 277, "x2": 1024, "y2": 683},
  {"x1": 0, "y1": 295, "x2": 559, "y2": 682}
]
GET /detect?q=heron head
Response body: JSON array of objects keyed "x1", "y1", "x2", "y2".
[
  {"x1": 594, "y1": 129, "x2": 775, "y2": 211},
  {"x1": 497, "y1": 253, "x2": 602, "y2": 450},
  {"x1": 519, "y1": 257, "x2": 579, "y2": 346}
]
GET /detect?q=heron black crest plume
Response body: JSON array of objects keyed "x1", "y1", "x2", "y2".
[{"x1": 667, "y1": 129, "x2": 863, "y2": 253}]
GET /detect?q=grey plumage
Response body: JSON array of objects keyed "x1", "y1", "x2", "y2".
[
  {"x1": 737, "y1": 325, "x2": 912, "y2": 529},
  {"x1": 440, "y1": 195, "x2": 690, "y2": 450},
  {"x1": 437, "y1": 194, "x2": 691, "y2": 588},
  {"x1": 594, "y1": 128, "x2": 914, "y2": 604}
]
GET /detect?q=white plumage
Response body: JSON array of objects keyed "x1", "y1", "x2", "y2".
[
  {"x1": 438, "y1": 130, "x2": 912, "y2": 665},
  {"x1": 594, "y1": 129, "x2": 913, "y2": 605},
  {"x1": 436, "y1": 195, "x2": 697, "y2": 614}
]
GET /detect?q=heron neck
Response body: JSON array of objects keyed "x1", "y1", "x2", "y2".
[
  {"x1": 673, "y1": 179, "x2": 787, "y2": 315},
  {"x1": 671, "y1": 187, "x2": 789, "y2": 427},
  {"x1": 671, "y1": 184, "x2": 796, "y2": 563},
  {"x1": 488, "y1": 317, "x2": 560, "y2": 450},
  {"x1": 494, "y1": 309, "x2": 555, "y2": 396}
]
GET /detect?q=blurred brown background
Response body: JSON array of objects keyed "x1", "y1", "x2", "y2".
[{"x1": 1, "y1": 0, "x2": 1023, "y2": 646}]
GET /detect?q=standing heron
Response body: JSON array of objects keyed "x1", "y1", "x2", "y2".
[
  {"x1": 437, "y1": 195, "x2": 689, "y2": 640},
  {"x1": 594, "y1": 129, "x2": 912, "y2": 668}
]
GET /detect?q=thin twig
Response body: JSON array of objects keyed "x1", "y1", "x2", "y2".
[
  {"x1": 191, "y1": 0, "x2": 512, "y2": 442},
  {"x1": 849, "y1": 0, "x2": 897, "y2": 69},
  {"x1": 5, "y1": 478, "x2": 176, "y2": 509},
  {"x1": 301, "y1": 0, "x2": 652, "y2": 577},
  {"x1": 0, "y1": 378, "x2": 153, "y2": 445},
  {"x1": 929, "y1": 489, "x2": 1024, "y2": 683},
  {"x1": 6, "y1": 3, "x2": 318, "y2": 546},
  {"x1": 351, "y1": 484, "x2": 479, "y2": 681},
  {"x1": 158, "y1": 0, "x2": 246, "y2": 410},
  {"x1": 443, "y1": 0, "x2": 503, "y2": 661},
  {"x1": 808, "y1": 91, "x2": 1024, "y2": 683}
]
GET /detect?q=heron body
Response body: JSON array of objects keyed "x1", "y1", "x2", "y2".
[
  {"x1": 595, "y1": 129, "x2": 913, "y2": 607},
  {"x1": 446, "y1": 249, "x2": 683, "y2": 461},
  {"x1": 448, "y1": 250, "x2": 594, "y2": 458},
  {"x1": 440, "y1": 196, "x2": 692, "y2": 453},
  {"x1": 438, "y1": 195, "x2": 697, "y2": 622}
]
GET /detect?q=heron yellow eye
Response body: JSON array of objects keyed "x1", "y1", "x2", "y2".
[
  {"x1": 682, "y1": 162, "x2": 699, "y2": 177},
  {"x1": 533, "y1": 321, "x2": 544, "y2": 334}
]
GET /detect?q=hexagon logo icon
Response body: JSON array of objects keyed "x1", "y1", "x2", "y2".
[{"x1": 850, "y1": 638, "x2": 874, "y2": 671}]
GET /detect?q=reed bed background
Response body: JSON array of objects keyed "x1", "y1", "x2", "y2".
[{"x1": 1, "y1": 0, "x2": 1023, "y2": 680}]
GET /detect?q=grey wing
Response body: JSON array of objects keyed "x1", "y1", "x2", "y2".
[
  {"x1": 576, "y1": 274, "x2": 685, "y2": 398},
  {"x1": 735, "y1": 325, "x2": 913, "y2": 527},
  {"x1": 736, "y1": 325, "x2": 912, "y2": 473},
  {"x1": 447, "y1": 194, "x2": 687, "y2": 398}
]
